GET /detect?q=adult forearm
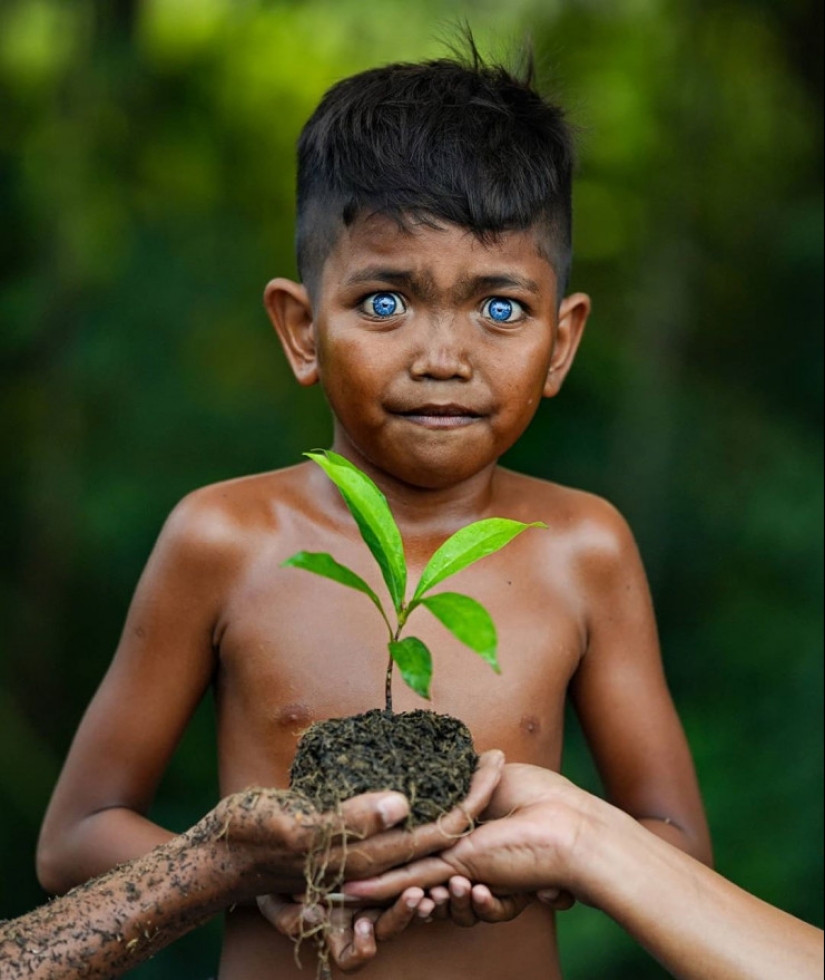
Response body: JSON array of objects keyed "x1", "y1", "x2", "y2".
[
  {"x1": 2, "y1": 831, "x2": 229, "y2": 980},
  {"x1": 581, "y1": 804, "x2": 824, "y2": 980}
]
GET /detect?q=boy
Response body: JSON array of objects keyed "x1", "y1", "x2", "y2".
[{"x1": 37, "y1": 48, "x2": 712, "y2": 980}]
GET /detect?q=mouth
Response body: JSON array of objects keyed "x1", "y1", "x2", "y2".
[{"x1": 390, "y1": 403, "x2": 484, "y2": 429}]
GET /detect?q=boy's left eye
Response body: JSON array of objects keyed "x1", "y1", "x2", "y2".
[{"x1": 482, "y1": 297, "x2": 525, "y2": 323}]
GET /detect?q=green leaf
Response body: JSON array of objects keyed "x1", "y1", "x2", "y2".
[
  {"x1": 389, "y1": 637, "x2": 433, "y2": 700},
  {"x1": 307, "y1": 451, "x2": 407, "y2": 613},
  {"x1": 413, "y1": 519, "x2": 546, "y2": 601},
  {"x1": 418, "y1": 592, "x2": 500, "y2": 672},
  {"x1": 282, "y1": 551, "x2": 388, "y2": 622}
]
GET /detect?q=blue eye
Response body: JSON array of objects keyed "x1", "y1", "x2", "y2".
[
  {"x1": 484, "y1": 298, "x2": 522, "y2": 323},
  {"x1": 369, "y1": 292, "x2": 404, "y2": 318}
]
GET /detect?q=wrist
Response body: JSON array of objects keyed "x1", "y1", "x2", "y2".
[
  {"x1": 178, "y1": 818, "x2": 251, "y2": 910},
  {"x1": 569, "y1": 797, "x2": 660, "y2": 913},
  {"x1": 560, "y1": 791, "x2": 636, "y2": 905}
]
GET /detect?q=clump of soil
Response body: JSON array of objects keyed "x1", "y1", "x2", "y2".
[{"x1": 290, "y1": 708, "x2": 478, "y2": 826}]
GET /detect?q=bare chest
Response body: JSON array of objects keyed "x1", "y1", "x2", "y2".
[{"x1": 212, "y1": 542, "x2": 584, "y2": 794}]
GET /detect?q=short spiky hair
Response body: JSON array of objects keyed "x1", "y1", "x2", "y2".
[{"x1": 296, "y1": 43, "x2": 574, "y2": 298}]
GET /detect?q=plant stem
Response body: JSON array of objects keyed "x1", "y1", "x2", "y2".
[
  {"x1": 385, "y1": 619, "x2": 404, "y2": 716},
  {"x1": 385, "y1": 652, "x2": 394, "y2": 716}
]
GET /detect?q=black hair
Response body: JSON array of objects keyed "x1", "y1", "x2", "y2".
[{"x1": 296, "y1": 42, "x2": 575, "y2": 298}]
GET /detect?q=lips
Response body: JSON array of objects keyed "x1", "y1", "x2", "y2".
[{"x1": 390, "y1": 403, "x2": 484, "y2": 429}]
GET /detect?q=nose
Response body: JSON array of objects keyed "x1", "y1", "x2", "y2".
[{"x1": 409, "y1": 316, "x2": 473, "y2": 381}]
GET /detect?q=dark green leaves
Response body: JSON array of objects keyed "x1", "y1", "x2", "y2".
[
  {"x1": 388, "y1": 637, "x2": 433, "y2": 700},
  {"x1": 306, "y1": 450, "x2": 407, "y2": 612},
  {"x1": 284, "y1": 451, "x2": 546, "y2": 704},
  {"x1": 412, "y1": 518, "x2": 547, "y2": 602}
]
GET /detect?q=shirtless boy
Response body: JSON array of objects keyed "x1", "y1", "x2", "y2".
[{"x1": 37, "y1": 49, "x2": 712, "y2": 980}]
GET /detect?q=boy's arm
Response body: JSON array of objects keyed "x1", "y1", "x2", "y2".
[
  {"x1": 37, "y1": 489, "x2": 237, "y2": 893},
  {"x1": 569, "y1": 497, "x2": 713, "y2": 863}
]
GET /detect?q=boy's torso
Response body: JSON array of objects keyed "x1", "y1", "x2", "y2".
[
  {"x1": 220, "y1": 903, "x2": 562, "y2": 980},
  {"x1": 202, "y1": 462, "x2": 595, "y2": 979}
]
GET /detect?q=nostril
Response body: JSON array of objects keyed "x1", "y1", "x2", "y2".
[{"x1": 410, "y1": 352, "x2": 472, "y2": 382}]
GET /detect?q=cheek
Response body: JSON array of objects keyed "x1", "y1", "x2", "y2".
[
  {"x1": 317, "y1": 333, "x2": 367, "y2": 387},
  {"x1": 498, "y1": 354, "x2": 550, "y2": 409}
]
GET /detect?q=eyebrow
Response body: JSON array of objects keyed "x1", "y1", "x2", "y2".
[
  {"x1": 344, "y1": 267, "x2": 426, "y2": 290},
  {"x1": 343, "y1": 267, "x2": 542, "y2": 303},
  {"x1": 464, "y1": 274, "x2": 542, "y2": 298}
]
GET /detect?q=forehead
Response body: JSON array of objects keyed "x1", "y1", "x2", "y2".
[{"x1": 320, "y1": 213, "x2": 558, "y2": 302}]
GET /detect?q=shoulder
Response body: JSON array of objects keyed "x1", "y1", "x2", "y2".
[
  {"x1": 156, "y1": 463, "x2": 313, "y2": 566},
  {"x1": 495, "y1": 469, "x2": 640, "y2": 568}
]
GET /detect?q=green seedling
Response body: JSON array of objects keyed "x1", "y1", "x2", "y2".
[{"x1": 284, "y1": 450, "x2": 545, "y2": 713}]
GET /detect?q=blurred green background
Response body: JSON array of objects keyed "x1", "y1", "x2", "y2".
[{"x1": 1, "y1": 0, "x2": 822, "y2": 977}]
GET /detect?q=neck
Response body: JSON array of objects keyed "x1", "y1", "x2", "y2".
[{"x1": 328, "y1": 434, "x2": 498, "y2": 547}]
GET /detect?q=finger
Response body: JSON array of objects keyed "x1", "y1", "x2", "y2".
[
  {"x1": 344, "y1": 855, "x2": 456, "y2": 902},
  {"x1": 343, "y1": 751, "x2": 504, "y2": 880},
  {"x1": 326, "y1": 908, "x2": 377, "y2": 974},
  {"x1": 448, "y1": 876, "x2": 479, "y2": 928},
  {"x1": 429, "y1": 750, "x2": 505, "y2": 840},
  {"x1": 256, "y1": 895, "x2": 323, "y2": 939},
  {"x1": 537, "y1": 888, "x2": 576, "y2": 911},
  {"x1": 369, "y1": 889, "x2": 423, "y2": 942},
  {"x1": 470, "y1": 885, "x2": 532, "y2": 923},
  {"x1": 415, "y1": 896, "x2": 436, "y2": 921},
  {"x1": 429, "y1": 886, "x2": 451, "y2": 921},
  {"x1": 331, "y1": 791, "x2": 410, "y2": 840}
]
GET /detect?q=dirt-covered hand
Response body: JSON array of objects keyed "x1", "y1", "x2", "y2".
[
  {"x1": 190, "y1": 786, "x2": 411, "y2": 901},
  {"x1": 344, "y1": 764, "x2": 585, "y2": 904}
]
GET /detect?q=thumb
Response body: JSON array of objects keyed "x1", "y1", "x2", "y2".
[
  {"x1": 335, "y1": 791, "x2": 410, "y2": 839},
  {"x1": 537, "y1": 889, "x2": 576, "y2": 911}
]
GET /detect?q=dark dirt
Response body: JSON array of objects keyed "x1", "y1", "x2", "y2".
[{"x1": 289, "y1": 708, "x2": 479, "y2": 826}]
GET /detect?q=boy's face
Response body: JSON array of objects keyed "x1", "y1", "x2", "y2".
[{"x1": 267, "y1": 215, "x2": 589, "y2": 490}]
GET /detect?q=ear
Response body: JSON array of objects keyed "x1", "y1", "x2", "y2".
[
  {"x1": 264, "y1": 278, "x2": 319, "y2": 386},
  {"x1": 543, "y1": 292, "x2": 591, "y2": 398}
]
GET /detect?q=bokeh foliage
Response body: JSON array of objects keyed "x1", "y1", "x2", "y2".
[{"x1": 0, "y1": 0, "x2": 822, "y2": 977}]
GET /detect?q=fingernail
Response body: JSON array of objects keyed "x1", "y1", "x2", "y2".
[
  {"x1": 378, "y1": 794, "x2": 409, "y2": 827},
  {"x1": 356, "y1": 919, "x2": 372, "y2": 936},
  {"x1": 405, "y1": 895, "x2": 419, "y2": 910}
]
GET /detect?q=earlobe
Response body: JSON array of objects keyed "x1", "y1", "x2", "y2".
[
  {"x1": 543, "y1": 292, "x2": 591, "y2": 398},
  {"x1": 264, "y1": 278, "x2": 319, "y2": 386}
]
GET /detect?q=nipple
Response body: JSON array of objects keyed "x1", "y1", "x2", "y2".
[
  {"x1": 277, "y1": 702, "x2": 313, "y2": 733},
  {"x1": 520, "y1": 714, "x2": 541, "y2": 737}
]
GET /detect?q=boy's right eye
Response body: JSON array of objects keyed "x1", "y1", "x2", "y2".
[{"x1": 360, "y1": 292, "x2": 407, "y2": 318}]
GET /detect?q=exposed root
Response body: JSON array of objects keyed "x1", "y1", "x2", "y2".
[
  {"x1": 436, "y1": 803, "x2": 477, "y2": 840},
  {"x1": 287, "y1": 709, "x2": 479, "y2": 977},
  {"x1": 290, "y1": 799, "x2": 352, "y2": 980}
]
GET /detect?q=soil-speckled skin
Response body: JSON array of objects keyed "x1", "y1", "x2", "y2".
[{"x1": 0, "y1": 789, "x2": 322, "y2": 980}]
